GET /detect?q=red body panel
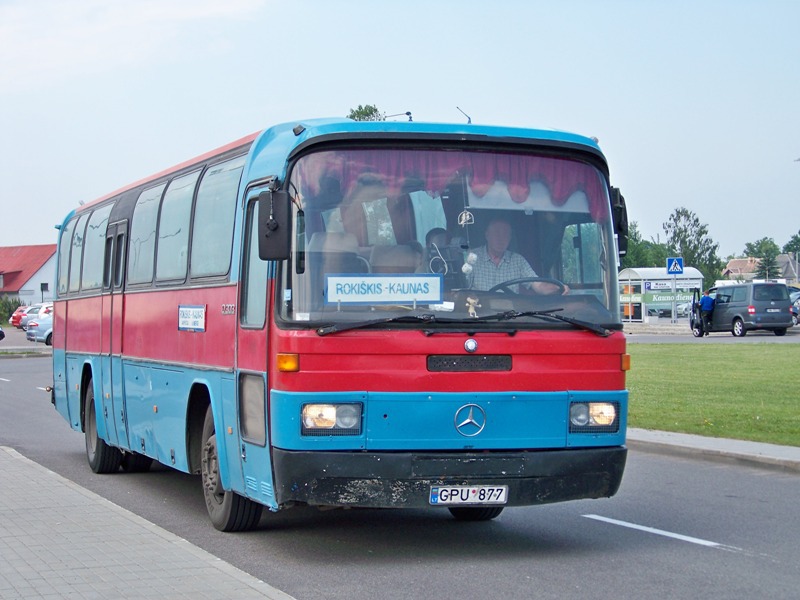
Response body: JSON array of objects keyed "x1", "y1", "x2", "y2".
[
  {"x1": 269, "y1": 327, "x2": 627, "y2": 394},
  {"x1": 60, "y1": 286, "x2": 239, "y2": 368}
]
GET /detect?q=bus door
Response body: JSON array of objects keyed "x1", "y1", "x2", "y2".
[
  {"x1": 233, "y1": 197, "x2": 277, "y2": 507},
  {"x1": 101, "y1": 221, "x2": 129, "y2": 449}
]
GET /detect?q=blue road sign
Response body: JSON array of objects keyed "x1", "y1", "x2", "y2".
[{"x1": 666, "y1": 257, "x2": 684, "y2": 275}]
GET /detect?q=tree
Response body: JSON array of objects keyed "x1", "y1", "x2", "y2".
[
  {"x1": 782, "y1": 231, "x2": 800, "y2": 255},
  {"x1": 743, "y1": 236, "x2": 785, "y2": 280},
  {"x1": 620, "y1": 222, "x2": 669, "y2": 269},
  {"x1": 743, "y1": 237, "x2": 780, "y2": 258},
  {"x1": 620, "y1": 222, "x2": 646, "y2": 269},
  {"x1": 0, "y1": 296, "x2": 22, "y2": 323},
  {"x1": 347, "y1": 104, "x2": 384, "y2": 121},
  {"x1": 662, "y1": 207, "x2": 723, "y2": 287},
  {"x1": 754, "y1": 249, "x2": 780, "y2": 280}
]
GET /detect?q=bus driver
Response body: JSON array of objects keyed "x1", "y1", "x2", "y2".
[{"x1": 468, "y1": 218, "x2": 568, "y2": 295}]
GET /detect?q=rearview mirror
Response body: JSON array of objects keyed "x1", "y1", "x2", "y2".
[
  {"x1": 610, "y1": 187, "x2": 628, "y2": 257},
  {"x1": 257, "y1": 190, "x2": 291, "y2": 260}
]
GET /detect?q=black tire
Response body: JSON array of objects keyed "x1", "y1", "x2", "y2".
[
  {"x1": 774, "y1": 328, "x2": 787, "y2": 337},
  {"x1": 45, "y1": 333, "x2": 52, "y2": 346},
  {"x1": 448, "y1": 506, "x2": 504, "y2": 521},
  {"x1": 201, "y1": 405, "x2": 262, "y2": 532},
  {"x1": 691, "y1": 325, "x2": 703, "y2": 338},
  {"x1": 84, "y1": 379, "x2": 122, "y2": 474},
  {"x1": 732, "y1": 318, "x2": 746, "y2": 337},
  {"x1": 121, "y1": 452, "x2": 153, "y2": 472}
]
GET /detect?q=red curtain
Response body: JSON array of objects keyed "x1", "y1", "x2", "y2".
[{"x1": 297, "y1": 149, "x2": 608, "y2": 221}]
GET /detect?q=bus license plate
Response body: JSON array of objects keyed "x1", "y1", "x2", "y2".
[{"x1": 429, "y1": 485, "x2": 508, "y2": 505}]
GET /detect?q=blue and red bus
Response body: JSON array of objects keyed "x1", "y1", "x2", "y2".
[{"x1": 52, "y1": 118, "x2": 630, "y2": 531}]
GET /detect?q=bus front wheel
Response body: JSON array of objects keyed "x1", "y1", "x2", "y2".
[
  {"x1": 201, "y1": 406, "x2": 263, "y2": 532},
  {"x1": 448, "y1": 506, "x2": 504, "y2": 521},
  {"x1": 84, "y1": 379, "x2": 122, "y2": 474}
]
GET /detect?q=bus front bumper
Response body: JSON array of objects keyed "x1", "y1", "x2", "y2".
[{"x1": 271, "y1": 446, "x2": 627, "y2": 509}]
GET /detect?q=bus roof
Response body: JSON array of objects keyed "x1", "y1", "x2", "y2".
[{"x1": 74, "y1": 118, "x2": 605, "y2": 214}]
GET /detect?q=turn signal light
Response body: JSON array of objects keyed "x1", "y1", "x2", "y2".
[{"x1": 276, "y1": 353, "x2": 299, "y2": 372}]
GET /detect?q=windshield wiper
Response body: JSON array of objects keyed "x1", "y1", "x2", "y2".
[
  {"x1": 316, "y1": 313, "x2": 438, "y2": 336},
  {"x1": 474, "y1": 309, "x2": 612, "y2": 337}
]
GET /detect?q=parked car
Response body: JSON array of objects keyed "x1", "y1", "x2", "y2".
[
  {"x1": 692, "y1": 282, "x2": 793, "y2": 337},
  {"x1": 19, "y1": 305, "x2": 44, "y2": 331},
  {"x1": 0, "y1": 325, "x2": 5, "y2": 342},
  {"x1": 791, "y1": 304, "x2": 799, "y2": 327},
  {"x1": 676, "y1": 301, "x2": 691, "y2": 317},
  {"x1": 26, "y1": 313, "x2": 53, "y2": 345},
  {"x1": 10, "y1": 305, "x2": 30, "y2": 328},
  {"x1": 25, "y1": 320, "x2": 37, "y2": 342},
  {"x1": 791, "y1": 291, "x2": 800, "y2": 327}
]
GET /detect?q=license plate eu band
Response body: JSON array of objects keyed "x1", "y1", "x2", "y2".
[{"x1": 429, "y1": 485, "x2": 508, "y2": 505}]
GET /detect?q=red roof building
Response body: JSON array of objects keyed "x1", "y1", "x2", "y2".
[{"x1": 0, "y1": 244, "x2": 57, "y2": 303}]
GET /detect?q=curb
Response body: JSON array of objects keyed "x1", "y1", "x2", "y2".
[{"x1": 627, "y1": 428, "x2": 800, "y2": 474}]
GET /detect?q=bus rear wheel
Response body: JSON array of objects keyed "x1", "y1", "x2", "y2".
[
  {"x1": 201, "y1": 406, "x2": 262, "y2": 532},
  {"x1": 448, "y1": 506, "x2": 504, "y2": 521},
  {"x1": 84, "y1": 379, "x2": 122, "y2": 474}
]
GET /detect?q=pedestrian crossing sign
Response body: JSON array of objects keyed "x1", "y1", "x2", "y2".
[{"x1": 666, "y1": 257, "x2": 684, "y2": 275}]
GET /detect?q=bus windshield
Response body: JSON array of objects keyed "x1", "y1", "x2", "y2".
[{"x1": 279, "y1": 146, "x2": 620, "y2": 331}]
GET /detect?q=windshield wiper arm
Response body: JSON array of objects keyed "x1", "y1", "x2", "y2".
[
  {"x1": 316, "y1": 313, "x2": 437, "y2": 336},
  {"x1": 475, "y1": 309, "x2": 612, "y2": 337}
]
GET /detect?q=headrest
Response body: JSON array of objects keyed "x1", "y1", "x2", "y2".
[
  {"x1": 369, "y1": 244, "x2": 419, "y2": 269},
  {"x1": 307, "y1": 232, "x2": 359, "y2": 253}
]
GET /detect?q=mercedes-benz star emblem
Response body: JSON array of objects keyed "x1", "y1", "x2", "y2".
[
  {"x1": 454, "y1": 403, "x2": 486, "y2": 437},
  {"x1": 464, "y1": 338, "x2": 478, "y2": 353}
]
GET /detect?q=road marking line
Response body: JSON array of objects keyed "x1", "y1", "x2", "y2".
[{"x1": 583, "y1": 514, "x2": 743, "y2": 552}]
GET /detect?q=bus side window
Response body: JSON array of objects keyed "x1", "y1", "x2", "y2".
[
  {"x1": 128, "y1": 184, "x2": 165, "y2": 285},
  {"x1": 81, "y1": 204, "x2": 113, "y2": 291},
  {"x1": 156, "y1": 170, "x2": 200, "y2": 282},
  {"x1": 242, "y1": 201, "x2": 268, "y2": 327},
  {"x1": 57, "y1": 217, "x2": 77, "y2": 296},
  {"x1": 68, "y1": 214, "x2": 90, "y2": 293},
  {"x1": 190, "y1": 155, "x2": 245, "y2": 279}
]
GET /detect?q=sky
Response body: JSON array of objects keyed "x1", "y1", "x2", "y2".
[{"x1": 1, "y1": 0, "x2": 798, "y2": 259}]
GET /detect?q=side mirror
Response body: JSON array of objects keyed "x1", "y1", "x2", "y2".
[
  {"x1": 610, "y1": 187, "x2": 628, "y2": 257},
  {"x1": 257, "y1": 190, "x2": 291, "y2": 260}
]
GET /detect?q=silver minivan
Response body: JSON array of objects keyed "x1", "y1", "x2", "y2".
[{"x1": 691, "y1": 282, "x2": 793, "y2": 337}]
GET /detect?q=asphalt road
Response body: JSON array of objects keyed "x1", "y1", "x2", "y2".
[
  {"x1": 626, "y1": 318, "x2": 800, "y2": 343},
  {"x1": 2, "y1": 355, "x2": 799, "y2": 599}
]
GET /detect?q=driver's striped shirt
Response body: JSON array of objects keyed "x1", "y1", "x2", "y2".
[{"x1": 469, "y1": 246, "x2": 537, "y2": 292}]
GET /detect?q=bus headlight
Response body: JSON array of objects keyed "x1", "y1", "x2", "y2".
[
  {"x1": 301, "y1": 403, "x2": 362, "y2": 436},
  {"x1": 569, "y1": 402, "x2": 619, "y2": 433}
]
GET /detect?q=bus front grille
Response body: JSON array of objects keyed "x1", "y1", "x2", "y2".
[{"x1": 427, "y1": 355, "x2": 512, "y2": 372}]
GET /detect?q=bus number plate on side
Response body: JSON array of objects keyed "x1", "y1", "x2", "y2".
[{"x1": 429, "y1": 485, "x2": 508, "y2": 505}]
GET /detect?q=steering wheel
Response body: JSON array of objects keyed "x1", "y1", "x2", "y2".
[{"x1": 487, "y1": 277, "x2": 567, "y2": 295}]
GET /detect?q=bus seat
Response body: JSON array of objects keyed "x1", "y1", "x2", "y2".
[
  {"x1": 308, "y1": 232, "x2": 359, "y2": 254},
  {"x1": 307, "y1": 233, "x2": 370, "y2": 306},
  {"x1": 307, "y1": 232, "x2": 370, "y2": 273},
  {"x1": 370, "y1": 244, "x2": 420, "y2": 273}
]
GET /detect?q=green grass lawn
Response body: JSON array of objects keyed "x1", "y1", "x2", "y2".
[{"x1": 627, "y1": 343, "x2": 800, "y2": 447}]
